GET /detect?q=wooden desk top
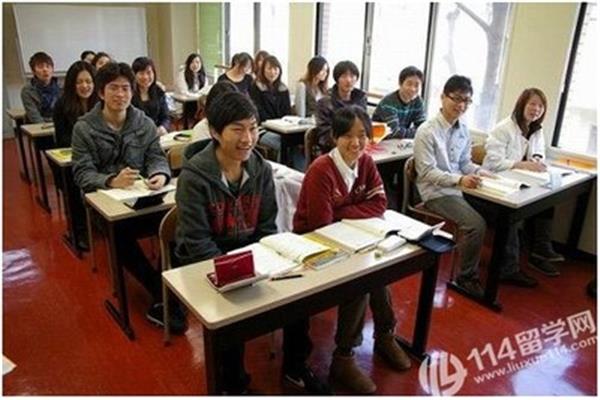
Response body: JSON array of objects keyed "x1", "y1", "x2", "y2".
[
  {"x1": 463, "y1": 169, "x2": 595, "y2": 209},
  {"x1": 45, "y1": 148, "x2": 72, "y2": 167},
  {"x1": 163, "y1": 242, "x2": 424, "y2": 330},
  {"x1": 6, "y1": 108, "x2": 25, "y2": 120},
  {"x1": 160, "y1": 130, "x2": 193, "y2": 151},
  {"x1": 21, "y1": 123, "x2": 55, "y2": 138},
  {"x1": 85, "y1": 179, "x2": 177, "y2": 222}
]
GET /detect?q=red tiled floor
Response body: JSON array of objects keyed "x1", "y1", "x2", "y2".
[{"x1": 2, "y1": 138, "x2": 597, "y2": 395}]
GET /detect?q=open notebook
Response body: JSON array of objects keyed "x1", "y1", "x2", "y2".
[
  {"x1": 512, "y1": 166, "x2": 573, "y2": 184},
  {"x1": 99, "y1": 180, "x2": 176, "y2": 203},
  {"x1": 228, "y1": 232, "x2": 341, "y2": 277},
  {"x1": 314, "y1": 210, "x2": 444, "y2": 253},
  {"x1": 477, "y1": 176, "x2": 529, "y2": 197}
]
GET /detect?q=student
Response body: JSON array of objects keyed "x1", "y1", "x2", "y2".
[
  {"x1": 249, "y1": 55, "x2": 291, "y2": 122},
  {"x1": 92, "y1": 52, "x2": 111, "y2": 71},
  {"x1": 80, "y1": 50, "x2": 95, "y2": 64},
  {"x1": 253, "y1": 49, "x2": 269, "y2": 81},
  {"x1": 483, "y1": 88, "x2": 562, "y2": 278},
  {"x1": 372, "y1": 65, "x2": 426, "y2": 139},
  {"x1": 71, "y1": 62, "x2": 183, "y2": 332},
  {"x1": 21, "y1": 52, "x2": 61, "y2": 123},
  {"x1": 315, "y1": 60, "x2": 367, "y2": 153},
  {"x1": 217, "y1": 52, "x2": 254, "y2": 96},
  {"x1": 414, "y1": 75, "x2": 493, "y2": 297},
  {"x1": 176, "y1": 53, "x2": 207, "y2": 128},
  {"x1": 52, "y1": 60, "x2": 98, "y2": 250},
  {"x1": 293, "y1": 106, "x2": 410, "y2": 394},
  {"x1": 174, "y1": 92, "x2": 329, "y2": 395},
  {"x1": 131, "y1": 57, "x2": 170, "y2": 136},
  {"x1": 191, "y1": 81, "x2": 238, "y2": 142},
  {"x1": 295, "y1": 55, "x2": 329, "y2": 118},
  {"x1": 175, "y1": 53, "x2": 206, "y2": 95}
]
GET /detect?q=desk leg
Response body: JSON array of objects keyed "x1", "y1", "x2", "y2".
[
  {"x1": 86, "y1": 205, "x2": 97, "y2": 272},
  {"x1": 26, "y1": 134, "x2": 38, "y2": 186},
  {"x1": 103, "y1": 221, "x2": 135, "y2": 340},
  {"x1": 280, "y1": 136, "x2": 291, "y2": 167},
  {"x1": 14, "y1": 123, "x2": 31, "y2": 183},
  {"x1": 482, "y1": 221, "x2": 507, "y2": 311},
  {"x1": 405, "y1": 254, "x2": 439, "y2": 360},
  {"x1": 33, "y1": 139, "x2": 51, "y2": 213},
  {"x1": 203, "y1": 327, "x2": 221, "y2": 394},
  {"x1": 565, "y1": 190, "x2": 591, "y2": 255},
  {"x1": 60, "y1": 168, "x2": 82, "y2": 259}
]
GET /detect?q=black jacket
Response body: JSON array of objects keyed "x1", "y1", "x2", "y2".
[{"x1": 249, "y1": 81, "x2": 291, "y2": 122}]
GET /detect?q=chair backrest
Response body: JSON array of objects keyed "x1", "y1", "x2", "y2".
[
  {"x1": 159, "y1": 206, "x2": 178, "y2": 273},
  {"x1": 167, "y1": 145, "x2": 186, "y2": 176},
  {"x1": 471, "y1": 144, "x2": 486, "y2": 166},
  {"x1": 304, "y1": 127, "x2": 320, "y2": 169}
]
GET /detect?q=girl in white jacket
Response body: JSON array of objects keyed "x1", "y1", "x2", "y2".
[{"x1": 483, "y1": 88, "x2": 563, "y2": 280}]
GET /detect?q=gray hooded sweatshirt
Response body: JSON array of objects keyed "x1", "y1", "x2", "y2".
[{"x1": 71, "y1": 102, "x2": 170, "y2": 193}]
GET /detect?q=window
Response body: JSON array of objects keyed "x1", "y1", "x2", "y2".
[
  {"x1": 554, "y1": 3, "x2": 597, "y2": 157},
  {"x1": 369, "y1": 3, "x2": 430, "y2": 95},
  {"x1": 426, "y1": 3, "x2": 512, "y2": 132},
  {"x1": 228, "y1": 2, "x2": 255, "y2": 60},
  {"x1": 317, "y1": 2, "x2": 366, "y2": 84},
  {"x1": 259, "y1": 2, "x2": 290, "y2": 79}
]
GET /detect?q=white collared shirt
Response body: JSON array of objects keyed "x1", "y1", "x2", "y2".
[{"x1": 329, "y1": 147, "x2": 359, "y2": 193}]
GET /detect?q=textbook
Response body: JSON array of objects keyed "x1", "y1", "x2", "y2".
[
  {"x1": 228, "y1": 232, "x2": 337, "y2": 277},
  {"x1": 477, "y1": 176, "x2": 529, "y2": 197},
  {"x1": 512, "y1": 166, "x2": 573, "y2": 184},
  {"x1": 99, "y1": 180, "x2": 176, "y2": 203},
  {"x1": 46, "y1": 148, "x2": 72, "y2": 163},
  {"x1": 314, "y1": 210, "x2": 444, "y2": 253}
]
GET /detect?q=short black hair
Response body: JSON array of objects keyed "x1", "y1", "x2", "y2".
[
  {"x1": 29, "y1": 52, "x2": 53, "y2": 70},
  {"x1": 333, "y1": 61, "x2": 360, "y2": 82},
  {"x1": 206, "y1": 91, "x2": 258, "y2": 136},
  {"x1": 80, "y1": 50, "x2": 95, "y2": 61},
  {"x1": 96, "y1": 62, "x2": 135, "y2": 94},
  {"x1": 205, "y1": 81, "x2": 238, "y2": 110},
  {"x1": 399, "y1": 66, "x2": 424, "y2": 85},
  {"x1": 92, "y1": 52, "x2": 111, "y2": 68},
  {"x1": 443, "y1": 75, "x2": 473, "y2": 96},
  {"x1": 332, "y1": 106, "x2": 372, "y2": 140}
]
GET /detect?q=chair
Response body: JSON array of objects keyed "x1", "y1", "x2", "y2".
[
  {"x1": 304, "y1": 127, "x2": 321, "y2": 169},
  {"x1": 402, "y1": 157, "x2": 461, "y2": 279},
  {"x1": 167, "y1": 144, "x2": 186, "y2": 176},
  {"x1": 159, "y1": 206, "x2": 178, "y2": 344},
  {"x1": 471, "y1": 144, "x2": 486, "y2": 166}
]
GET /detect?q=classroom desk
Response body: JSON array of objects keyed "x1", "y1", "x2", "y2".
[
  {"x1": 21, "y1": 123, "x2": 55, "y2": 213},
  {"x1": 459, "y1": 168, "x2": 596, "y2": 311},
  {"x1": 6, "y1": 108, "x2": 30, "y2": 183},
  {"x1": 170, "y1": 89, "x2": 209, "y2": 129},
  {"x1": 85, "y1": 186, "x2": 177, "y2": 339},
  {"x1": 44, "y1": 148, "x2": 85, "y2": 258},
  {"x1": 159, "y1": 130, "x2": 193, "y2": 152},
  {"x1": 261, "y1": 118, "x2": 316, "y2": 168},
  {"x1": 163, "y1": 242, "x2": 439, "y2": 394}
]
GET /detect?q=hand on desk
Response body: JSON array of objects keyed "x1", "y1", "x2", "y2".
[
  {"x1": 109, "y1": 167, "x2": 139, "y2": 188},
  {"x1": 146, "y1": 174, "x2": 166, "y2": 190},
  {"x1": 477, "y1": 169, "x2": 495, "y2": 178},
  {"x1": 459, "y1": 174, "x2": 482, "y2": 189},
  {"x1": 514, "y1": 160, "x2": 547, "y2": 172}
]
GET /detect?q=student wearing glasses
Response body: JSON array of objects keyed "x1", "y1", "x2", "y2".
[
  {"x1": 414, "y1": 75, "x2": 494, "y2": 297},
  {"x1": 315, "y1": 60, "x2": 367, "y2": 153},
  {"x1": 294, "y1": 106, "x2": 411, "y2": 394},
  {"x1": 71, "y1": 62, "x2": 178, "y2": 332},
  {"x1": 21, "y1": 52, "x2": 61, "y2": 123},
  {"x1": 131, "y1": 57, "x2": 170, "y2": 136},
  {"x1": 483, "y1": 88, "x2": 562, "y2": 279},
  {"x1": 174, "y1": 92, "x2": 330, "y2": 395}
]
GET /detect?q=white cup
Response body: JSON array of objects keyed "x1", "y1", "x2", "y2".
[{"x1": 549, "y1": 170, "x2": 562, "y2": 189}]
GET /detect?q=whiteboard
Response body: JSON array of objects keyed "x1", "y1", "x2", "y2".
[{"x1": 13, "y1": 4, "x2": 148, "y2": 73}]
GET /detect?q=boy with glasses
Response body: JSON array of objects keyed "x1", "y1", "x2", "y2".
[{"x1": 413, "y1": 75, "x2": 492, "y2": 297}]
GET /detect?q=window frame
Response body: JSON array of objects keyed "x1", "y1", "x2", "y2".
[{"x1": 552, "y1": 2, "x2": 591, "y2": 151}]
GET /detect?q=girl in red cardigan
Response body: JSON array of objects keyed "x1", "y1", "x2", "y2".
[{"x1": 293, "y1": 106, "x2": 411, "y2": 394}]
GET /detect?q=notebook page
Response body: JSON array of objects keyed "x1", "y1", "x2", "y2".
[
  {"x1": 315, "y1": 222, "x2": 381, "y2": 252},
  {"x1": 260, "y1": 232, "x2": 330, "y2": 262},
  {"x1": 229, "y1": 243, "x2": 298, "y2": 277}
]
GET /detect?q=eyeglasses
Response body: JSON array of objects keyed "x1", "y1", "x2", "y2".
[{"x1": 446, "y1": 94, "x2": 473, "y2": 105}]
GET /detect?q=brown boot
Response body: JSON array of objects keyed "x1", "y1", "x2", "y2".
[
  {"x1": 374, "y1": 332, "x2": 412, "y2": 371},
  {"x1": 329, "y1": 352, "x2": 377, "y2": 394}
]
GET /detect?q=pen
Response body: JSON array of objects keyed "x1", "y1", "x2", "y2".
[{"x1": 271, "y1": 274, "x2": 303, "y2": 281}]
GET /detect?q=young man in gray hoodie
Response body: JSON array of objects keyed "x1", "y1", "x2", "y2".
[
  {"x1": 174, "y1": 92, "x2": 330, "y2": 395},
  {"x1": 71, "y1": 62, "x2": 183, "y2": 333}
]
